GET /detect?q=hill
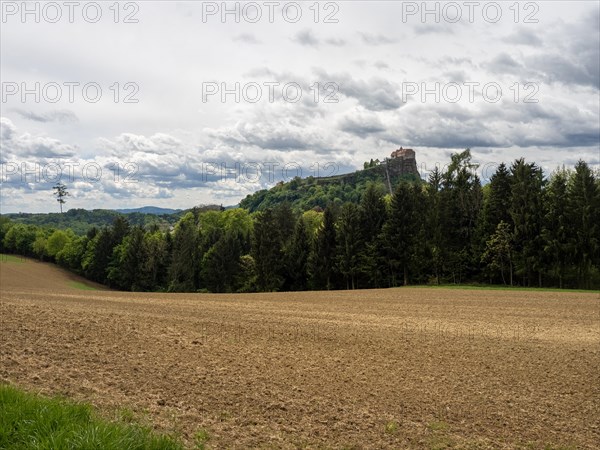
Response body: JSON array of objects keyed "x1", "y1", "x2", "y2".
[
  {"x1": 2, "y1": 208, "x2": 181, "y2": 235},
  {"x1": 1, "y1": 205, "x2": 225, "y2": 235},
  {"x1": 0, "y1": 254, "x2": 106, "y2": 291},
  {"x1": 115, "y1": 206, "x2": 182, "y2": 215},
  {"x1": 240, "y1": 152, "x2": 421, "y2": 212}
]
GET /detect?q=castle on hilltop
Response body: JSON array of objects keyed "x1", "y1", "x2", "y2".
[
  {"x1": 390, "y1": 146, "x2": 415, "y2": 159},
  {"x1": 315, "y1": 146, "x2": 419, "y2": 193},
  {"x1": 386, "y1": 146, "x2": 418, "y2": 179}
]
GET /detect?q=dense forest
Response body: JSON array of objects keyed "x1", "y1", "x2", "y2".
[
  {"x1": 3, "y1": 208, "x2": 186, "y2": 235},
  {"x1": 1, "y1": 150, "x2": 599, "y2": 291}
]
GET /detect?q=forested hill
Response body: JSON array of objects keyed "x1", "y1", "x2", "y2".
[
  {"x1": 115, "y1": 206, "x2": 182, "y2": 215},
  {"x1": 2, "y1": 209, "x2": 180, "y2": 235},
  {"x1": 239, "y1": 158, "x2": 421, "y2": 212},
  {"x1": 3, "y1": 206, "x2": 220, "y2": 235}
]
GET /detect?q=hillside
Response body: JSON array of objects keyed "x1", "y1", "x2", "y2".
[
  {"x1": 115, "y1": 206, "x2": 182, "y2": 215},
  {"x1": 1, "y1": 205, "x2": 224, "y2": 235},
  {"x1": 2, "y1": 209, "x2": 180, "y2": 235},
  {"x1": 0, "y1": 254, "x2": 106, "y2": 291},
  {"x1": 240, "y1": 153, "x2": 421, "y2": 212}
]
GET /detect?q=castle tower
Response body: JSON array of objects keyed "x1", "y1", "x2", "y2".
[{"x1": 388, "y1": 147, "x2": 418, "y2": 177}]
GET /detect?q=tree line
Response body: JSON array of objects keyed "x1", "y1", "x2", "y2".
[{"x1": 1, "y1": 150, "x2": 598, "y2": 291}]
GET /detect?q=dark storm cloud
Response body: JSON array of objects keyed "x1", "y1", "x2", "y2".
[{"x1": 562, "y1": 131, "x2": 600, "y2": 147}]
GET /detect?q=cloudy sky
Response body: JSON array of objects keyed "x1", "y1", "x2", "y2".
[{"x1": 1, "y1": 1, "x2": 599, "y2": 213}]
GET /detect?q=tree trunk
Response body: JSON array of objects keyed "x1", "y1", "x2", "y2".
[{"x1": 559, "y1": 274, "x2": 563, "y2": 289}]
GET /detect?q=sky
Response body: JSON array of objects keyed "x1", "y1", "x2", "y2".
[{"x1": 1, "y1": 0, "x2": 599, "y2": 213}]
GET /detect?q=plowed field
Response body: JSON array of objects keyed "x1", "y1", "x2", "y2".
[{"x1": 1, "y1": 257, "x2": 599, "y2": 449}]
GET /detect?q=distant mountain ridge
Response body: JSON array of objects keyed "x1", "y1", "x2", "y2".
[
  {"x1": 2, "y1": 208, "x2": 182, "y2": 235},
  {"x1": 115, "y1": 206, "x2": 182, "y2": 215},
  {"x1": 1, "y1": 205, "x2": 224, "y2": 235}
]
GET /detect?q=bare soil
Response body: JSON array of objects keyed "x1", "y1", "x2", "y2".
[{"x1": 1, "y1": 258, "x2": 599, "y2": 449}]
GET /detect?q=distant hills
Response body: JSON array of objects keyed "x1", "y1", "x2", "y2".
[
  {"x1": 115, "y1": 206, "x2": 182, "y2": 215},
  {"x1": 2, "y1": 208, "x2": 182, "y2": 235},
  {"x1": 1, "y1": 206, "x2": 226, "y2": 235}
]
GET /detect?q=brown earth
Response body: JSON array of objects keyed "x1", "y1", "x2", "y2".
[{"x1": 1, "y1": 258, "x2": 599, "y2": 449}]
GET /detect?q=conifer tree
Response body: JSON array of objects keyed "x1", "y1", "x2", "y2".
[
  {"x1": 336, "y1": 203, "x2": 362, "y2": 289},
  {"x1": 567, "y1": 160, "x2": 599, "y2": 289},
  {"x1": 252, "y1": 209, "x2": 283, "y2": 291},
  {"x1": 309, "y1": 207, "x2": 337, "y2": 290}
]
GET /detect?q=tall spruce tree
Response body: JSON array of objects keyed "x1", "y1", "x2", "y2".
[
  {"x1": 107, "y1": 225, "x2": 145, "y2": 290},
  {"x1": 309, "y1": 207, "x2": 337, "y2": 290},
  {"x1": 285, "y1": 216, "x2": 310, "y2": 291},
  {"x1": 426, "y1": 167, "x2": 445, "y2": 284},
  {"x1": 510, "y1": 159, "x2": 545, "y2": 287},
  {"x1": 335, "y1": 203, "x2": 362, "y2": 289},
  {"x1": 252, "y1": 208, "x2": 284, "y2": 291},
  {"x1": 482, "y1": 163, "x2": 512, "y2": 236},
  {"x1": 567, "y1": 160, "x2": 599, "y2": 289},
  {"x1": 202, "y1": 231, "x2": 242, "y2": 293},
  {"x1": 357, "y1": 183, "x2": 387, "y2": 287},
  {"x1": 143, "y1": 229, "x2": 169, "y2": 290},
  {"x1": 168, "y1": 212, "x2": 199, "y2": 292},
  {"x1": 383, "y1": 182, "x2": 421, "y2": 286},
  {"x1": 542, "y1": 169, "x2": 570, "y2": 288},
  {"x1": 481, "y1": 221, "x2": 514, "y2": 285},
  {"x1": 441, "y1": 150, "x2": 482, "y2": 283}
]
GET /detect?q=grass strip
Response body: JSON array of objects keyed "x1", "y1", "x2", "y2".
[
  {"x1": 0, "y1": 384, "x2": 183, "y2": 450},
  {"x1": 67, "y1": 281, "x2": 98, "y2": 291},
  {"x1": 0, "y1": 254, "x2": 26, "y2": 264}
]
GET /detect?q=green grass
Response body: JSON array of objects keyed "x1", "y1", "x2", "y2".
[
  {"x1": 0, "y1": 384, "x2": 184, "y2": 450},
  {"x1": 409, "y1": 284, "x2": 600, "y2": 294},
  {"x1": 194, "y1": 429, "x2": 210, "y2": 449},
  {"x1": 0, "y1": 254, "x2": 25, "y2": 264},
  {"x1": 427, "y1": 421, "x2": 449, "y2": 432},
  {"x1": 68, "y1": 281, "x2": 98, "y2": 291},
  {"x1": 384, "y1": 421, "x2": 398, "y2": 435}
]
